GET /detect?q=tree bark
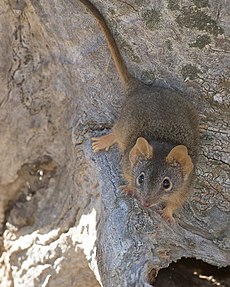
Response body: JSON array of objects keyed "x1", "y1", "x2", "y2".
[{"x1": 0, "y1": 0, "x2": 229, "y2": 286}]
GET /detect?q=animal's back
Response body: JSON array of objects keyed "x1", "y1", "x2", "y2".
[{"x1": 113, "y1": 83, "x2": 199, "y2": 157}]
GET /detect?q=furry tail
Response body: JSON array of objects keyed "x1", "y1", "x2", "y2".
[{"x1": 78, "y1": 0, "x2": 133, "y2": 87}]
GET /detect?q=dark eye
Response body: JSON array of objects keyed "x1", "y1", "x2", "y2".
[
  {"x1": 136, "y1": 172, "x2": 145, "y2": 186},
  {"x1": 162, "y1": 177, "x2": 172, "y2": 191}
]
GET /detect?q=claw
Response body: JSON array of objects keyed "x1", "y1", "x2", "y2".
[
  {"x1": 198, "y1": 124, "x2": 208, "y2": 135},
  {"x1": 120, "y1": 185, "x2": 135, "y2": 196}
]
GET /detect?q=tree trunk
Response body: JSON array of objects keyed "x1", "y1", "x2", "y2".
[{"x1": 0, "y1": 0, "x2": 229, "y2": 286}]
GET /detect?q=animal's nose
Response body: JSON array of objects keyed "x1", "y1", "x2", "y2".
[{"x1": 142, "y1": 199, "x2": 151, "y2": 208}]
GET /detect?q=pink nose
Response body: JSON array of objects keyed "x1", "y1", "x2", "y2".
[{"x1": 142, "y1": 199, "x2": 151, "y2": 208}]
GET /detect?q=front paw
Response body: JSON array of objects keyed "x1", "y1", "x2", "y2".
[
  {"x1": 160, "y1": 208, "x2": 176, "y2": 225},
  {"x1": 92, "y1": 133, "x2": 115, "y2": 153}
]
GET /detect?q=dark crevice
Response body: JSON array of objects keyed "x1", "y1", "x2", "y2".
[{"x1": 153, "y1": 258, "x2": 230, "y2": 287}]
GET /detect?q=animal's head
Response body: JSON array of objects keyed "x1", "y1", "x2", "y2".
[{"x1": 128, "y1": 137, "x2": 193, "y2": 207}]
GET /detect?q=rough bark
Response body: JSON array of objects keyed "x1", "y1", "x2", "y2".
[{"x1": 0, "y1": 0, "x2": 229, "y2": 286}]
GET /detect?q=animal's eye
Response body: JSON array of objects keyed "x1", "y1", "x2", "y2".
[
  {"x1": 136, "y1": 172, "x2": 145, "y2": 186},
  {"x1": 162, "y1": 177, "x2": 172, "y2": 191}
]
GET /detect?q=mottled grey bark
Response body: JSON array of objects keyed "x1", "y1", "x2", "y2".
[{"x1": 0, "y1": 0, "x2": 229, "y2": 286}]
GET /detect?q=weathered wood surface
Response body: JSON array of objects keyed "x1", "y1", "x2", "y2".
[{"x1": 0, "y1": 0, "x2": 229, "y2": 286}]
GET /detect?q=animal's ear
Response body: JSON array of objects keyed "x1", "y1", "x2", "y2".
[
  {"x1": 166, "y1": 145, "x2": 193, "y2": 178},
  {"x1": 129, "y1": 137, "x2": 153, "y2": 166}
]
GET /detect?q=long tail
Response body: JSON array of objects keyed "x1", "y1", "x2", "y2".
[{"x1": 78, "y1": 0, "x2": 133, "y2": 87}]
